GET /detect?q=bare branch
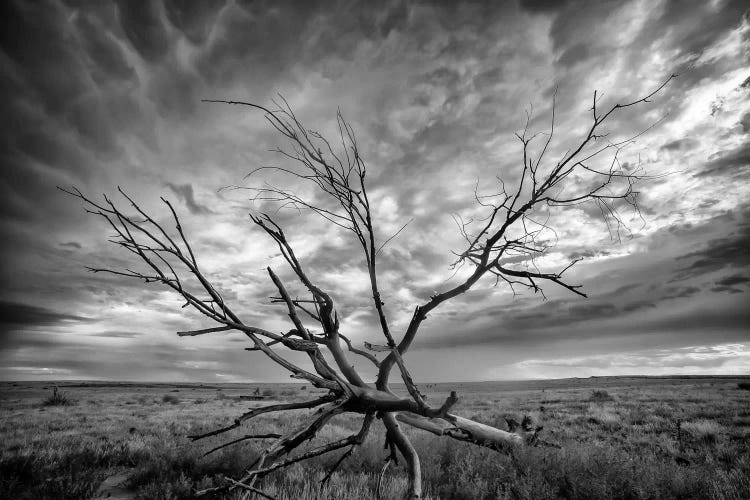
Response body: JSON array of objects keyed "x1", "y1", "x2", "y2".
[
  {"x1": 67, "y1": 77, "x2": 672, "y2": 498},
  {"x1": 339, "y1": 333, "x2": 380, "y2": 367},
  {"x1": 188, "y1": 394, "x2": 337, "y2": 441},
  {"x1": 202, "y1": 433, "x2": 282, "y2": 457},
  {"x1": 177, "y1": 326, "x2": 233, "y2": 337}
]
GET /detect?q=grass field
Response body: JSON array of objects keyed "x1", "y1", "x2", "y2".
[{"x1": 1, "y1": 376, "x2": 749, "y2": 499}]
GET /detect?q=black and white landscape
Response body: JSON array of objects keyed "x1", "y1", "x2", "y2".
[{"x1": 1, "y1": 1, "x2": 748, "y2": 499}]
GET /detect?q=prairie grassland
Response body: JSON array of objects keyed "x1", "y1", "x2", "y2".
[{"x1": 1, "y1": 376, "x2": 749, "y2": 499}]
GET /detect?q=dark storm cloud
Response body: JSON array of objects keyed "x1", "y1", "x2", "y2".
[
  {"x1": 660, "y1": 138, "x2": 699, "y2": 152},
  {"x1": 487, "y1": 281, "x2": 650, "y2": 329},
  {"x1": 166, "y1": 183, "x2": 214, "y2": 215},
  {"x1": 567, "y1": 249, "x2": 610, "y2": 260},
  {"x1": 518, "y1": 0, "x2": 569, "y2": 13},
  {"x1": 547, "y1": 0, "x2": 621, "y2": 56},
  {"x1": 696, "y1": 199, "x2": 721, "y2": 210},
  {"x1": 418, "y1": 202, "x2": 750, "y2": 351},
  {"x1": 303, "y1": 240, "x2": 363, "y2": 274},
  {"x1": 182, "y1": 0, "x2": 412, "y2": 104},
  {"x1": 621, "y1": 300, "x2": 656, "y2": 313},
  {"x1": 0, "y1": 0, "x2": 196, "y2": 327},
  {"x1": 115, "y1": 0, "x2": 170, "y2": 62},
  {"x1": 711, "y1": 285, "x2": 744, "y2": 294},
  {"x1": 557, "y1": 43, "x2": 590, "y2": 67},
  {"x1": 14, "y1": 132, "x2": 91, "y2": 176},
  {"x1": 676, "y1": 225, "x2": 750, "y2": 276},
  {"x1": 538, "y1": 0, "x2": 748, "y2": 128},
  {"x1": 0, "y1": 1, "x2": 135, "y2": 231},
  {"x1": 661, "y1": 286, "x2": 701, "y2": 300},
  {"x1": 711, "y1": 274, "x2": 750, "y2": 294},
  {"x1": 164, "y1": 0, "x2": 227, "y2": 45},
  {"x1": 716, "y1": 275, "x2": 750, "y2": 287},
  {"x1": 193, "y1": 1, "x2": 315, "y2": 88},
  {"x1": 0, "y1": 301, "x2": 89, "y2": 329},
  {"x1": 1, "y1": 336, "x2": 262, "y2": 382},
  {"x1": 697, "y1": 142, "x2": 750, "y2": 178},
  {"x1": 654, "y1": 0, "x2": 749, "y2": 57},
  {"x1": 90, "y1": 330, "x2": 143, "y2": 339},
  {"x1": 150, "y1": 61, "x2": 205, "y2": 117},
  {"x1": 74, "y1": 13, "x2": 136, "y2": 83},
  {"x1": 741, "y1": 112, "x2": 750, "y2": 133},
  {"x1": 421, "y1": 296, "x2": 750, "y2": 350},
  {"x1": 0, "y1": 2, "x2": 88, "y2": 115}
]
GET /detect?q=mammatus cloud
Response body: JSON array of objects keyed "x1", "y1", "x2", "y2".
[{"x1": 0, "y1": 0, "x2": 748, "y2": 382}]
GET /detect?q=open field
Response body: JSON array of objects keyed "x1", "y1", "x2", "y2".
[{"x1": 1, "y1": 376, "x2": 749, "y2": 499}]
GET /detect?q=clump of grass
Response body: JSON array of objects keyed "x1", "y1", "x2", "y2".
[
  {"x1": 682, "y1": 419, "x2": 722, "y2": 444},
  {"x1": 162, "y1": 394, "x2": 180, "y2": 405},
  {"x1": 588, "y1": 409, "x2": 622, "y2": 430},
  {"x1": 589, "y1": 390, "x2": 615, "y2": 402},
  {"x1": 42, "y1": 386, "x2": 73, "y2": 406},
  {"x1": 262, "y1": 388, "x2": 275, "y2": 397},
  {"x1": 737, "y1": 382, "x2": 750, "y2": 391},
  {"x1": 626, "y1": 405, "x2": 650, "y2": 425}
]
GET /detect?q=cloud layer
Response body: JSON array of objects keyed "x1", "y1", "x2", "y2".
[{"x1": 1, "y1": 0, "x2": 748, "y2": 382}]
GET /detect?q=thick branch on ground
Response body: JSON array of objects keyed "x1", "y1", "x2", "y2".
[{"x1": 396, "y1": 413, "x2": 539, "y2": 450}]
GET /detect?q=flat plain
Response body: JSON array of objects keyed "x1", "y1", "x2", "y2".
[{"x1": 1, "y1": 376, "x2": 749, "y2": 499}]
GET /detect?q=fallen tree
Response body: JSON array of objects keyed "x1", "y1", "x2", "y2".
[{"x1": 64, "y1": 75, "x2": 673, "y2": 499}]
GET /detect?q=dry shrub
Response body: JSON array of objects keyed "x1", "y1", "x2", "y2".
[
  {"x1": 161, "y1": 394, "x2": 180, "y2": 405},
  {"x1": 42, "y1": 386, "x2": 73, "y2": 406},
  {"x1": 589, "y1": 390, "x2": 615, "y2": 402}
]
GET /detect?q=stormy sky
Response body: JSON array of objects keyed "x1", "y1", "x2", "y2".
[{"x1": 1, "y1": 0, "x2": 748, "y2": 383}]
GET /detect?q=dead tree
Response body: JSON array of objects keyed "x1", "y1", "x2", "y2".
[{"x1": 63, "y1": 75, "x2": 673, "y2": 499}]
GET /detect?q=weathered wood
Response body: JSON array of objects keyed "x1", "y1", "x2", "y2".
[{"x1": 396, "y1": 413, "x2": 525, "y2": 449}]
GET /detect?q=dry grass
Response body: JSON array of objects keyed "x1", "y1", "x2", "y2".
[
  {"x1": 682, "y1": 419, "x2": 722, "y2": 444},
  {"x1": 1, "y1": 377, "x2": 749, "y2": 499}
]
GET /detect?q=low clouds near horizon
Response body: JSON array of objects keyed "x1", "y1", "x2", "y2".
[{"x1": 1, "y1": 0, "x2": 749, "y2": 382}]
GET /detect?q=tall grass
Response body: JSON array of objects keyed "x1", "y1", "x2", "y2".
[{"x1": 681, "y1": 419, "x2": 722, "y2": 444}]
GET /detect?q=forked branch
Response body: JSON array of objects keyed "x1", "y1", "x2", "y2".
[{"x1": 68, "y1": 76, "x2": 672, "y2": 499}]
